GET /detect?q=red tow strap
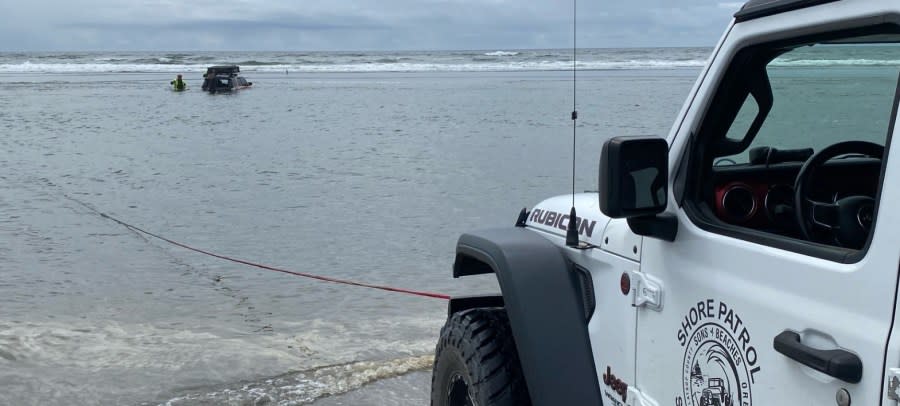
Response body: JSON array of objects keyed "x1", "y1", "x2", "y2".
[{"x1": 72, "y1": 198, "x2": 451, "y2": 300}]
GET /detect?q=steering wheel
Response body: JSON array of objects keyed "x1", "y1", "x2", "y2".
[{"x1": 794, "y1": 141, "x2": 884, "y2": 249}]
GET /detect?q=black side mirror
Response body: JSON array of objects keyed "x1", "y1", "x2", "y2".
[
  {"x1": 599, "y1": 136, "x2": 676, "y2": 241},
  {"x1": 599, "y1": 136, "x2": 669, "y2": 218}
]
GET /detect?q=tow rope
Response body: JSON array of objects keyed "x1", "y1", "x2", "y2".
[{"x1": 68, "y1": 196, "x2": 451, "y2": 300}]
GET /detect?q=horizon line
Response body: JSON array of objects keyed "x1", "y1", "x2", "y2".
[{"x1": 0, "y1": 45, "x2": 717, "y2": 53}]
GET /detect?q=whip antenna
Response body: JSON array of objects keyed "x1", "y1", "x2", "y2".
[{"x1": 565, "y1": 0, "x2": 580, "y2": 248}]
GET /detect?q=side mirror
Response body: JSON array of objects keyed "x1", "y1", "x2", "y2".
[{"x1": 599, "y1": 136, "x2": 669, "y2": 218}]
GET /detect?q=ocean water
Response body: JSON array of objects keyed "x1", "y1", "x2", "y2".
[
  {"x1": 0, "y1": 47, "x2": 700, "y2": 405},
  {"x1": 0, "y1": 46, "x2": 896, "y2": 405}
]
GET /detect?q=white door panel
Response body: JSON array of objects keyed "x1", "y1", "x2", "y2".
[{"x1": 637, "y1": 217, "x2": 897, "y2": 405}]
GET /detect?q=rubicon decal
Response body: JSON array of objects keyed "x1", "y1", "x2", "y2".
[
  {"x1": 676, "y1": 300, "x2": 760, "y2": 406},
  {"x1": 528, "y1": 208, "x2": 597, "y2": 237}
]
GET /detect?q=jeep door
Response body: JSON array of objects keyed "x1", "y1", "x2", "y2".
[{"x1": 634, "y1": 15, "x2": 900, "y2": 406}]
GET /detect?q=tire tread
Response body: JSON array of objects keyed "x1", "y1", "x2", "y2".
[{"x1": 431, "y1": 308, "x2": 531, "y2": 406}]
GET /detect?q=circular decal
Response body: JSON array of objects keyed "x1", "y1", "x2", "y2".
[{"x1": 676, "y1": 300, "x2": 760, "y2": 406}]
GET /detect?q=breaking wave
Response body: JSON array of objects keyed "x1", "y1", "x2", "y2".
[
  {"x1": 160, "y1": 355, "x2": 434, "y2": 405},
  {"x1": 0, "y1": 62, "x2": 202, "y2": 73},
  {"x1": 771, "y1": 58, "x2": 900, "y2": 66},
  {"x1": 483, "y1": 51, "x2": 520, "y2": 56},
  {"x1": 1, "y1": 48, "x2": 894, "y2": 73},
  {"x1": 0, "y1": 59, "x2": 708, "y2": 73},
  {"x1": 0, "y1": 315, "x2": 442, "y2": 405}
]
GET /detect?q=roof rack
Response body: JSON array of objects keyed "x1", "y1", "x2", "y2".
[{"x1": 206, "y1": 65, "x2": 240, "y2": 75}]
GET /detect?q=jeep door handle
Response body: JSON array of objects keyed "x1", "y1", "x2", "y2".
[{"x1": 773, "y1": 330, "x2": 862, "y2": 383}]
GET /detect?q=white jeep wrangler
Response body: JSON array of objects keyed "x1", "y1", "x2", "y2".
[{"x1": 431, "y1": 0, "x2": 900, "y2": 405}]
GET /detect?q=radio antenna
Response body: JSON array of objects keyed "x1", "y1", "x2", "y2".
[{"x1": 565, "y1": 0, "x2": 580, "y2": 248}]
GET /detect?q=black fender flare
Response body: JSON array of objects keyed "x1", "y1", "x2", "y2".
[{"x1": 450, "y1": 227, "x2": 603, "y2": 406}]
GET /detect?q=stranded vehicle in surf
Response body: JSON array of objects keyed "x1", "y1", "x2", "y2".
[
  {"x1": 430, "y1": 0, "x2": 900, "y2": 405},
  {"x1": 201, "y1": 65, "x2": 252, "y2": 93}
]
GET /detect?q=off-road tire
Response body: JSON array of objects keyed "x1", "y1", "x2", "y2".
[{"x1": 430, "y1": 308, "x2": 531, "y2": 406}]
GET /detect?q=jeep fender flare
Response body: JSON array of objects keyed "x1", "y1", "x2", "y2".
[{"x1": 450, "y1": 227, "x2": 603, "y2": 406}]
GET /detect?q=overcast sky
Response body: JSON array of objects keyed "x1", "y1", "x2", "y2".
[{"x1": 0, "y1": 0, "x2": 746, "y2": 51}]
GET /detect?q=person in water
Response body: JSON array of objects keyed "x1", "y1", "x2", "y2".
[{"x1": 170, "y1": 74, "x2": 186, "y2": 91}]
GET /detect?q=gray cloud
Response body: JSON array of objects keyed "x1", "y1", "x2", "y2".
[{"x1": 0, "y1": 0, "x2": 741, "y2": 51}]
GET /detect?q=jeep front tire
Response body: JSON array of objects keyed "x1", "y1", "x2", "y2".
[{"x1": 430, "y1": 308, "x2": 531, "y2": 406}]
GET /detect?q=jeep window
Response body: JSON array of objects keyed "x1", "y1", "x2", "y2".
[
  {"x1": 716, "y1": 44, "x2": 897, "y2": 165},
  {"x1": 684, "y1": 29, "x2": 900, "y2": 262}
]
